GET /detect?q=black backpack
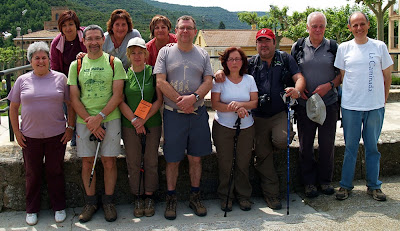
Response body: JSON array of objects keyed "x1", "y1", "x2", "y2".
[{"x1": 292, "y1": 37, "x2": 337, "y2": 65}]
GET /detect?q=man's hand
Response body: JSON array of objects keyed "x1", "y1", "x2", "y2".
[
  {"x1": 176, "y1": 95, "x2": 196, "y2": 114},
  {"x1": 285, "y1": 87, "x2": 301, "y2": 99},
  {"x1": 85, "y1": 115, "x2": 102, "y2": 133},
  {"x1": 92, "y1": 126, "x2": 106, "y2": 140},
  {"x1": 214, "y1": 70, "x2": 226, "y2": 83},
  {"x1": 312, "y1": 82, "x2": 331, "y2": 98}
]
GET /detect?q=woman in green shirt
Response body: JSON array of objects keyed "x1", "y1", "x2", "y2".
[{"x1": 120, "y1": 37, "x2": 162, "y2": 218}]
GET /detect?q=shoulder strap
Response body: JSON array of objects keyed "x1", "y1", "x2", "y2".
[
  {"x1": 293, "y1": 38, "x2": 305, "y2": 65},
  {"x1": 279, "y1": 51, "x2": 294, "y2": 88},
  {"x1": 328, "y1": 39, "x2": 337, "y2": 56}
]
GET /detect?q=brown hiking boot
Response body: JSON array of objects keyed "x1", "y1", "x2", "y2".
[
  {"x1": 305, "y1": 185, "x2": 318, "y2": 198},
  {"x1": 239, "y1": 199, "x2": 252, "y2": 211},
  {"x1": 103, "y1": 203, "x2": 117, "y2": 222},
  {"x1": 164, "y1": 194, "x2": 177, "y2": 220},
  {"x1": 320, "y1": 184, "x2": 335, "y2": 195},
  {"x1": 367, "y1": 188, "x2": 387, "y2": 201},
  {"x1": 264, "y1": 196, "x2": 282, "y2": 210},
  {"x1": 79, "y1": 204, "x2": 98, "y2": 223},
  {"x1": 221, "y1": 199, "x2": 232, "y2": 212},
  {"x1": 133, "y1": 197, "x2": 144, "y2": 217},
  {"x1": 144, "y1": 197, "x2": 155, "y2": 217},
  {"x1": 336, "y1": 187, "x2": 351, "y2": 200},
  {"x1": 189, "y1": 191, "x2": 207, "y2": 217}
]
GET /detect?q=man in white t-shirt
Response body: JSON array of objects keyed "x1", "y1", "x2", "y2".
[{"x1": 334, "y1": 12, "x2": 393, "y2": 201}]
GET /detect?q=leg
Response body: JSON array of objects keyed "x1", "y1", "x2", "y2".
[
  {"x1": 362, "y1": 108, "x2": 384, "y2": 190},
  {"x1": 122, "y1": 127, "x2": 142, "y2": 195},
  {"x1": 166, "y1": 162, "x2": 180, "y2": 191},
  {"x1": 317, "y1": 103, "x2": 338, "y2": 185},
  {"x1": 143, "y1": 126, "x2": 162, "y2": 194},
  {"x1": 339, "y1": 108, "x2": 363, "y2": 190},
  {"x1": 81, "y1": 157, "x2": 96, "y2": 196},
  {"x1": 43, "y1": 133, "x2": 66, "y2": 211},
  {"x1": 101, "y1": 157, "x2": 117, "y2": 195},
  {"x1": 187, "y1": 155, "x2": 202, "y2": 188},
  {"x1": 296, "y1": 105, "x2": 318, "y2": 185},
  {"x1": 23, "y1": 137, "x2": 45, "y2": 213}
]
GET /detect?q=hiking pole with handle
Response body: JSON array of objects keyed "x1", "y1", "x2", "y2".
[
  {"x1": 286, "y1": 96, "x2": 291, "y2": 215},
  {"x1": 88, "y1": 125, "x2": 105, "y2": 188},
  {"x1": 137, "y1": 127, "x2": 150, "y2": 201},
  {"x1": 224, "y1": 116, "x2": 241, "y2": 217}
]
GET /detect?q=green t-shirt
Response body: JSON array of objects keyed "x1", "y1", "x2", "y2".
[
  {"x1": 121, "y1": 65, "x2": 162, "y2": 128},
  {"x1": 68, "y1": 53, "x2": 127, "y2": 124}
]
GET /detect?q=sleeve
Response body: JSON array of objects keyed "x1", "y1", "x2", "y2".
[
  {"x1": 380, "y1": 43, "x2": 394, "y2": 70},
  {"x1": 112, "y1": 57, "x2": 128, "y2": 81},
  {"x1": 334, "y1": 44, "x2": 345, "y2": 70},
  {"x1": 211, "y1": 80, "x2": 221, "y2": 93},
  {"x1": 153, "y1": 46, "x2": 167, "y2": 74},
  {"x1": 50, "y1": 38, "x2": 61, "y2": 71},
  {"x1": 247, "y1": 75, "x2": 258, "y2": 92},
  {"x1": 133, "y1": 29, "x2": 142, "y2": 38},
  {"x1": 67, "y1": 60, "x2": 78, "y2": 85},
  {"x1": 7, "y1": 76, "x2": 22, "y2": 103},
  {"x1": 203, "y1": 50, "x2": 214, "y2": 77},
  {"x1": 288, "y1": 54, "x2": 301, "y2": 76}
]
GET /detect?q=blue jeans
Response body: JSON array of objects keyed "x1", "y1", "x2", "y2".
[{"x1": 340, "y1": 107, "x2": 385, "y2": 190}]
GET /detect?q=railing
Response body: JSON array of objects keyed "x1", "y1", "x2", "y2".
[{"x1": 0, "y1": 64, "x2": 32, "y2": 141}]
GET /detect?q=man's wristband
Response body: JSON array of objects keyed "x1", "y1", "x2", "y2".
[{"x1": 99, "y1": 111, "x2": 107, "y2": 120}]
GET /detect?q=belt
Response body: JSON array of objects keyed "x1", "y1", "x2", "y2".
[{"x1": 164, "y1": 103, "x2": 204, "y2": 115}]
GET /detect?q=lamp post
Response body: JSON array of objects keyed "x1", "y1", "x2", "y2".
[{"x1": 20, "y1": 9, "x2": 27, "y2": 65}]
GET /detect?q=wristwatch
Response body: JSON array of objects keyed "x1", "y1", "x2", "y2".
[
  {"x1": 67, "y1": 125, "x2": 75, "y2": 131},
  {"x1": 193, "y1": 93, "x2": 200, "y2": 102},
  {"x1": 99, "y1": 111, "x2": 107, "y2": 120},
  {"x1": 329, "y1": 81, "x2": 335, "y2": 89}
]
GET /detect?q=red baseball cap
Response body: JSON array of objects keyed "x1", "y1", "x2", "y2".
[{"x1": 256, "y1": 28, "x2": 275, "y2": 40}]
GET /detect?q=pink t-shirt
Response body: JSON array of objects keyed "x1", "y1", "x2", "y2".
[
  {"x1": 8, "y1": 70, "x2": 70, "y2": 138},
  {"x1": 146, "y1": 33, "x2": 177, "y2": 66}
]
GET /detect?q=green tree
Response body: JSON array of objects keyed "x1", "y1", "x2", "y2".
[
  {"x1": 219, "y1": 21, "x2": 226, "y2": 29},
  {"x1": 0, "y1": 46, "x2": 23, "y2": 70},
  {"x1": 353, "y1": 0, "x2": 396, "y2": 41},
  {"x1": 258, "y1": 5, "x2": 290, "y2": 48},
  {"x1": 237, "y1": 12, "x2": 259, "y2": 29}
]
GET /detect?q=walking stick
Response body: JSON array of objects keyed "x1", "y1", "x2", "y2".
[
  {"x1": 224, "y1": 116, "x2": 241, "y2": 217},
  {"x1": 286, "y1": 96, "x2": 291, "y2": 215},
  {"x1": 88, "y1": 125, "x2": 105, "y2": 188},
  {"x1": 137, "y1": 127, "x2": 149, "y2": 200}
]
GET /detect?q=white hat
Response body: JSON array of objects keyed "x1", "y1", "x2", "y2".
[
  {"x1": 306, "y1": 93, "x2": 326, "y2": 125},
  {"x1": 127, "y1": 37, "x2": 146, "y2": 49}
]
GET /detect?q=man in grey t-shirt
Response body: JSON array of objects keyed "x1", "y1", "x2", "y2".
[
  {"x1": 291, "y1": 12, "x2": 341, "y2": 198},
  {"x1": 153, "y1": 15, "x2": 213, "y2": 220}
]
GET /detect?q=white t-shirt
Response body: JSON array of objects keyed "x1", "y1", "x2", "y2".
[
  {"x1": 334, "y1": 38, "x2": 393, "y2": 111},
  {"x1": 211, "y1": 74, "x2": 258, "y2": 129}
]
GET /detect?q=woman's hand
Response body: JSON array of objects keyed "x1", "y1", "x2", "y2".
[
  {"x1": 236, "y1": 106, "x2": 249, "y2": 119},
  {"x1": 15, "y1": 131, "x2": 27, "y2": 148},
  {"x1": 227, "y1": 101, "x2": 244, "y2": 112},
  {"x1": 61, "y1": 127, "x2": 74, "y2": 144},
  {"x1": 131, "y1": 117, "x2": 145, "y2": 130}
]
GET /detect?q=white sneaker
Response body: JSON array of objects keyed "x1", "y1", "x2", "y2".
[
  {"x1": 26, "y1": 213, "x2": 38, "y2": 226},
  {"x1": 55, "y1": 210, "x2": 66, "y2": 223}
]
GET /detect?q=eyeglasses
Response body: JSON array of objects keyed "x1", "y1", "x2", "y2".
[
  {"x1": 85, "y1": 36, "x2": 103, "y2": 42},
  {"x1": 227, "y1": 58, "x2": 242, "y2": 62},
  {"x1": 176, "y1": 26, "x2": 195, "y2": 31}
]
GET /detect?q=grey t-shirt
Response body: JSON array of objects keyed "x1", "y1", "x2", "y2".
[
  {"x1": 153, "y1": 44, "x2": 213, "y2": 109},
  {"x1": 291, "y1": 37, "x2": 338, "y2": 106}
]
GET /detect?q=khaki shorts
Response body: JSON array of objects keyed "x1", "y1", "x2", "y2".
[{"x1": 76, "y1": 119, "x2": 121, "y2": 157}]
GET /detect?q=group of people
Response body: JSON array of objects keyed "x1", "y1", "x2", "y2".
[{"x1": 8, "y1": 9, "x2": 392, "y2": 226}]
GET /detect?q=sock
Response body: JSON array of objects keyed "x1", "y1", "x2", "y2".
[
  {"x1": 191, "y1": 186, "x2": 200, "y2": 193},
  {"x1": 167, "y1": 190, "x2": 176, "y2": 195}
]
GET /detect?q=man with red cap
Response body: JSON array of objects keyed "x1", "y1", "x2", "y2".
[{"x1": 215, "y1": 28, "x2": 305, "y2": 209}]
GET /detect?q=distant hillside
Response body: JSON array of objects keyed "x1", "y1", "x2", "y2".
[{"x1": 0, "y1": 0, "x2": 266, "y2": 45}]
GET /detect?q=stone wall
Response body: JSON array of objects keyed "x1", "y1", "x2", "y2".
[{"x1": 0, "y1": 130, "x2": 399, "y2": 212}]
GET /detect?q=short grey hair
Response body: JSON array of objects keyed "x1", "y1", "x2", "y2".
[
  {"x1": 307, "y1": 12, "x2": 327, "y2": 27},
  {"x1": 176, "y1": 15, "x2": 197, "y2": 29},
  {"x1": 27, "y1": 42, "x2": 49, "y2": 63},
  {"x1": 348, "y1": 11, "x2": 369, "y2": 25},
  {"x1": 83, "y1": 25, "x2": 104, "y2": 38}
]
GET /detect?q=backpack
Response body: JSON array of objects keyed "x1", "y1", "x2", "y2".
[
  {"x1": 76, "y1": 54, "x2": 115, "y2": 90},
  {"x1": 292, "y1": 37, "x2": 337, "y2": 66}
]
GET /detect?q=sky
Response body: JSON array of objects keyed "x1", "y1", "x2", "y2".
[{"x1": 154, "y1": 0, "x2": 357, "y2": 14}]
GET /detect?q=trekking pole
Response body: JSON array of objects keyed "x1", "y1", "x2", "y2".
[
  {"x1": 224, "y1": 116, "x2": 241, "y2": 217},
  {"x1": 137, "y1": 127, "x2": 149, "y2": 200},
  {"x1": 286, "y1": 96, "x2": 291, "y2": 215},
  {"x1": 88, "y1": 125, "x2": 105, "y2": 188}
]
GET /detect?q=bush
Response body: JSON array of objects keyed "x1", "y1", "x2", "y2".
[{"x1": 392, "y1": 76, "x2": 400, "y2": 85}]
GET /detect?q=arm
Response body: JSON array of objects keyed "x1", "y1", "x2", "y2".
[
  {"x1": 60, "y1": 99, "x2": 76, "y2": 144},
  {"x1": 286, "y1": 72, "x2": 306, "y2": 99},
  {"x1": 383, "y1": 65, "x2": 393, "y2": 103},
  {"x1": 156, "y1": 73, "x2": 181, "y2": 103},
  {"x1": 176, "y1": 75, "x2": 213, "y2": 113},
  {"x1": 85, "y1": 79, "x2": 124, "y2": 135},
  {"x1": 312, "y1": 72, "x2": 342, "y2": 98},
  {"x1": 9, "y1": 102, "x2": 26, "y2": 148},
  {"x1": 212, "y1": 92, "x2": 258, "y2": 118}
]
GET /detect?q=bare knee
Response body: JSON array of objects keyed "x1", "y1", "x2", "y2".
[
  {"x1": 82, "y1": 157, "x2": 95, "y2": 171},
  {"x1": 101, "y1": 157, "x2": 116, "y2": 171}
]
